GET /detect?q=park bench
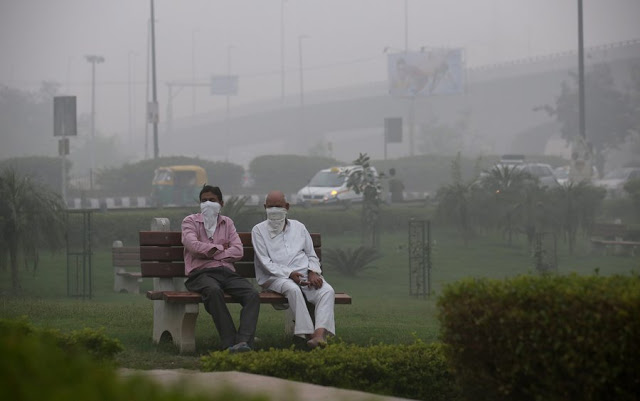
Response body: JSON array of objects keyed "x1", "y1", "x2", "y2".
[
  {"x1": 590, "y1": 222, "x2": 640, "y2": 256},
  {"x1": 112, "y1": 241, "x2": 143, "y2": 294},
  {"x1": 139, "y1": 230, "x2": 352, "y2": 353}
]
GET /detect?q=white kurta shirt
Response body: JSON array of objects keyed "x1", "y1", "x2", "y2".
[{"x1": 251, "y1": 219, "x2": 322, "y2": 290}]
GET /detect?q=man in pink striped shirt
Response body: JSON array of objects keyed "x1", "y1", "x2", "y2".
[{"x1": 182, "y1": 185, "x2": 259, "y2": 352}]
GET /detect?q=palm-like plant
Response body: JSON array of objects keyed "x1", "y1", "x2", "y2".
[
  {"x1": 322, "y1": 246, "x2": 381, "y2": 277},
  {"x1": 344, "y1": 153, "x2": 383, "y2": 247},
  {"x1": 480, "y1": 164, "x2": 533, "y2": 245},
  {"x1": 0, "y1": 168, "x2": 66, "y2": 292}
]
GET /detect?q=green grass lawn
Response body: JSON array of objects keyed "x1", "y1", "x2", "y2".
[{"x1": 1, "y1": 226, "x2": 637, "y2": 369}]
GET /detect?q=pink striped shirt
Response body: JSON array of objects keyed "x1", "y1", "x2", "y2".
[{"x1": 181, "y1": 213, "x2": 243, "y2": 276}]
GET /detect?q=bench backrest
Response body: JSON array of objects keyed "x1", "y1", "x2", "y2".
[
  {"x1": 112, "y1": 246, "x2": 141, "y2": 268},
  {"x1": 139, "y1": 231, "x2": 321, "y2": 278},
  {"x1": 591, "y1": 223, "x2": 626, "y2": 239}
]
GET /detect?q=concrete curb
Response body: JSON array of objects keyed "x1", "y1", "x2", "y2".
[{"x1": 119, "y1": 369, "x2": 418, "y2": 401}]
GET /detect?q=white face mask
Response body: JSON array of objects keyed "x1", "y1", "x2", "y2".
[
  {"x1": 200, "y1": 201, "x2": 221, "y2": 238},
  {"x1": 266, "y1": 207, "x2": 287, "y2": 238}
]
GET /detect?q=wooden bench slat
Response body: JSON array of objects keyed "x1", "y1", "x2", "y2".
[
  {"x1": 139, "y1": 231, "x2": 321, "y2": 247},
  {"x1": 140, "y1": 246, "x2": 184, "y2": 261},
  {"x1": 141, "y1": 262, "x2": 186, "y2": 277},
  {"x1": 146, "y1": 290, "x2": 352, "y2": 305}
]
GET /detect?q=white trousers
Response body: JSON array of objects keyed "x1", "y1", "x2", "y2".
[{"x1": 267, "y1": 278, "x2": 336, "y2": 337}]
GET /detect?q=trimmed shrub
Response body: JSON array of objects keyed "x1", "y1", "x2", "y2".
[
  {"x1": 0, "y1": 318, "x2": 270, "y2": 401},
  {"x1": 0, "y1": 318, "x2": 123, "y2": 361},
  {"x1": 201, "y1": 340, "x2": 462, "y2": 401},
  {"x1": 437, "y1": 274, "x2": 640, "y2": 401}
]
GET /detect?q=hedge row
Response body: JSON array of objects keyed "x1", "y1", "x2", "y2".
[
  {"x1": 66, "y1": 204, "x2": 435, "y2": 249},
  {"x1": 0, "y1": 318, "x2": 270, "y2": 401},
  {"x1": 437, "y1": 274, "x2": 640, "y2": 401},
  {"x1": 201, "y1": 340, "x2": 462, "y2": 401}
]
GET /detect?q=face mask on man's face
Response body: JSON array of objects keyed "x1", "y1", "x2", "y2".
[
  {"x1": 201, "y1": 201, "x2": 221, "y2": 238},
  {"x1": 200, "y1": 201, "x2": 221, "y2": 217},
  {"x1": 266, "y1": 207, "x2": 287, "y2": 238}
]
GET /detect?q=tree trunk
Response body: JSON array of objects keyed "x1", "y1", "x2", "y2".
[{"x1": 9, "y1": 241, "x2": 19, "y2": 293}]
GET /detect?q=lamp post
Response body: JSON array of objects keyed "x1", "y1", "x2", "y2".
[
  {"x1": 298, "y1": 35, "x2": 309, "y2": 107},
  {"x1": 226, "y1": 45, "x2": 234, "y2": 137},
  {"x1": 577, "y1": 0, "x2": 585, "y2": 140},
  {"x1": 85, "y1": 54, "x2": 104, "y2": 191},
  {"x1": 192, "y1": 28, "x2": 198, "y2": 114},
  {"x1": 281, "y1": 0, "x2": 287, "y2": 102},
  {"x1": 150, "y1": 0, "x2": 159, "y2": 159}
]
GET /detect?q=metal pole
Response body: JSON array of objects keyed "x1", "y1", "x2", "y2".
[
  {"x1": 90, "y1": 60, "x2": 95, "y2": 190},
  {"x1": 404, "y1": 0, "x2": 408, "y2": 52},
  {"x1": 226, "y1": 45, "x2": 232, "y2": 137},
  {"x1": 281, "y1": 0, "x2": 286, "y2": 102},
  {"x1": 145, "y1": 19, "x2": 150, "y2": 159},
  {"x1": 61, "y1": 136, "x2": 67, "y2": 204},
  {"x1": 577, "y1": 0, "x2": 586, "y2": 139},
  {"x1": 150, "y1": 0, "x2": 159, "y2": 158},
  {"x1": 85, "y1": 55, "x2": 104, "y2": 191},
  {"x1": 128, "y1": 52, "x2": 133, "y2": 145},
  {"x1": 299, "y1": 36, "x2": 305, "y2": 107},
  {"x1": 166, "y1": 84, "x2": 173, "y2": 137},
  {"x1": 192, "y1": 29, "x2": 197, "y2": 114},
  {"x1": 409, "y1": 97, "x2": 415, "y2": 156}
]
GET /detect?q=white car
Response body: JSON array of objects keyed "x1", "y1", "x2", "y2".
[
  {"x1": 595, "y1": 167, "x2": 640, "y2": 198},
  {"x1": 553, "y1": 165, "x2": 599, "y2": 186},
  {"x1": 296, "y1": 165, "x2": 378, "y2": 207},
  {"x1": 516, "y1": 163, "x2": 559, "y2": 189}
]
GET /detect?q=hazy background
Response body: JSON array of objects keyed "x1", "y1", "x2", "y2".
[{"x1": 2, "y1": 0, "x2": 639, "y2": 146}]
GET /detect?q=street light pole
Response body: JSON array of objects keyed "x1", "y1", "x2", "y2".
[
  {"x1": 85, "y1": 54, "x2": 104, "y2": 191},
  {"x1": 404, "y1": 0, "x2": 409, "y2": 52},
  {"x1": 226, "y1": 45, "x2": 233, "y2": 137},
  {"x1": 281, "y1": 0, "x2": 286, "y2": 102},
  {"x1": 192, "y1": 29, "x2": 198, "y2": 114},
  {"x1": 150, "y1": 0, "x2": 159, "y2": 159},
  {"x1": 298, "y1": 35, "x2": 309, "y2": 108},
  {"x1": 577, "y1": 0, "x2": 585, "y2": 140}
]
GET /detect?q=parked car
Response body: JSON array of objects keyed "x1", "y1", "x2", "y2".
[
  {"x1": 516, "y1": 163, "x2": 560, "y2": 189},
  {"x1": 594, "y1": 167, "x2": 640, "y2": 198},
  {"x1": 553, "y1": 165, "x2": 599, "y2": 186},
  {"x1": 296, "y1": 165, "x2": 379, "y2": 207}
]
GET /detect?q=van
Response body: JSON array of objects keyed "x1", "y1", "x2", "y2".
[
  {"x1": 151, "y1": 165, "x2": 207, "y2": 206},
  {"x1": 296, "y1": 165, "x2": 378, "y2": 207}
]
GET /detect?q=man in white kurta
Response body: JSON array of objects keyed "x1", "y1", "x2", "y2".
[{"x1": 251, "y1": 190, "x2": 335, "y2": 348}]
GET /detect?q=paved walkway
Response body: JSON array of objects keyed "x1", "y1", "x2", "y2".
[{"x1": 119, "y1": 369, "x2": 418, "y2": 401}]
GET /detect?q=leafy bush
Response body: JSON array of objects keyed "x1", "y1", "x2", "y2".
[
  {"x1": 201, "y1": 340, "x2": 462, "y2": 401},
  {"x1": 322, "y1": 246, "x2": 381, "y2": 276},
  {"x1": 438, "y1": 274, "x2": 640, "y2": 401},
  {"x1": 0, "y1": 317, "x2": 270, "y2": 401},
  {"x1": 0, "y1": 318, "x2": 123, "y2": 361}
]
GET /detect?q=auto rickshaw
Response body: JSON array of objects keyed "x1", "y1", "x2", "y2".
[{"x1": 151, "y1": 165, "x2": 208, "y2": 206}]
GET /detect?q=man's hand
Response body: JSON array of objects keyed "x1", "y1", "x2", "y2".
[
  {"x1": 206, "y1": 246, "x2": 220, "y2": 258},
  {"x1": 308, "y1": 270, "x2": 323, "y2": 289},
  {"x1": 289, "y1": 272, "x2": 308, "y2": 286}
]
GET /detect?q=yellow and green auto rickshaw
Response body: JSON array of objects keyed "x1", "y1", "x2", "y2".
[{"x1": 151, "y1": 165, "x2": 208, "y2": 206}]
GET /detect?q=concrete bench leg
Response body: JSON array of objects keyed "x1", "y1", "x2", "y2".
[
  {"x1": 114, "y1": 268, "x2": 142, "y2": 294},
  {"x1": 152, "y1": 300, "x2": 199, "y2": 354}
]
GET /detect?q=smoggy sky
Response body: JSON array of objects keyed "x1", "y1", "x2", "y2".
[{"x1": 1, "y1": 0, "x2": 639, "y2": 140}]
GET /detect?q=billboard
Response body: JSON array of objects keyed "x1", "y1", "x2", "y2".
[
  {"x1": 387, "y1": 49, "x2": 465, "y2": 97},
  {"x1": 53, "y1": 96, "x2": 77, "y2": 136},
  {"x1": 211, "y1": 75, "x2": 239, "y2": 95},
  {"x1": 384, "y1": 117, "x2": 402, "y2": 143}
]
